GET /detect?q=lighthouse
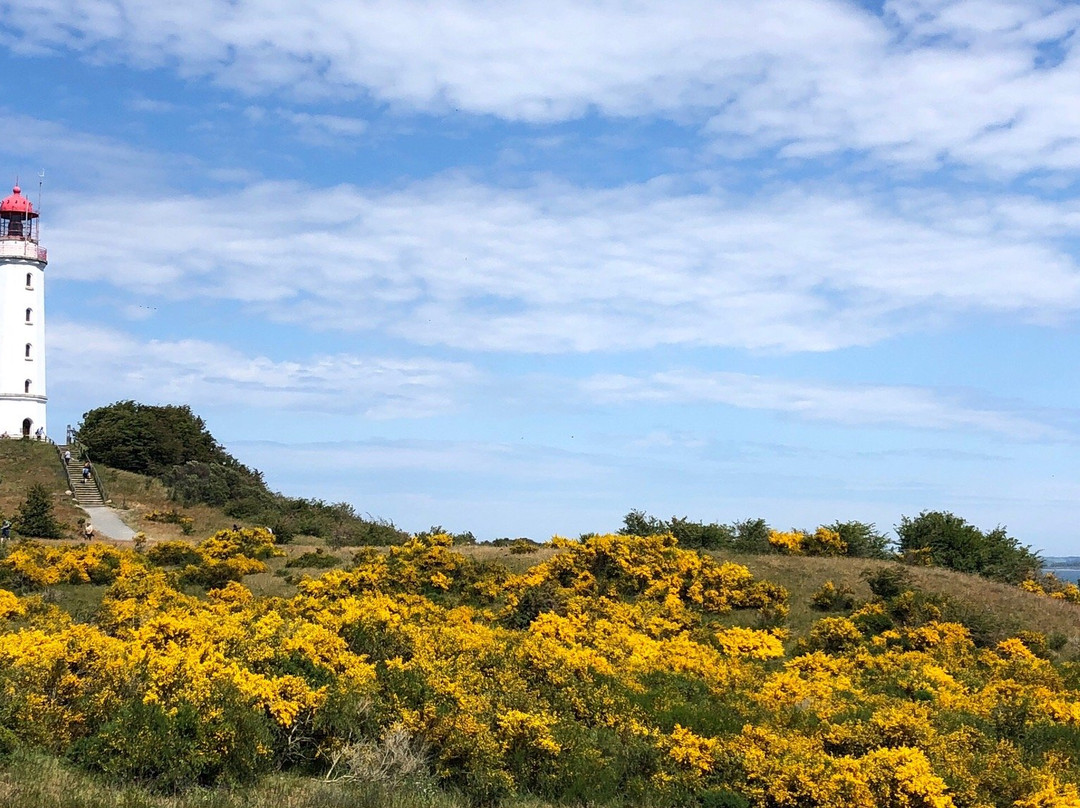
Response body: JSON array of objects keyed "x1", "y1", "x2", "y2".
[{"x1": 0, "y1": 184, "x2": 47, "y2": 439}]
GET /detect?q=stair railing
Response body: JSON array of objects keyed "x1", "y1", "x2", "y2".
[
  {"x1": 56, "y1": 444, "x2": 77, "y2": 496},
  {"x1": 60, "y1": 439, "x2": 109, "y2": 504}
]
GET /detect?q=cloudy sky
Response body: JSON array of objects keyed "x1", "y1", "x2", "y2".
[{"x1": 3, "y1": 0, "x2": 1080, "y2": 551}]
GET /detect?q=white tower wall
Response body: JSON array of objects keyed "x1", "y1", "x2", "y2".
[{"x1": 0, "y1": 239, "x2": 46, "y2": 437}]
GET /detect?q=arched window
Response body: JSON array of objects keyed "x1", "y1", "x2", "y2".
[
  {"x1": 24, "y1": 343, "x2": 31, "y2": 359},
  {"x1": 24, "y1": 308, "x2": 31, "y2": 324},
  {"x1": 25, "y1": 273, "x2": 32, "y2": 288},
  {"x1": 24, "y1": 380, "x2": 31, "y2": 394}
]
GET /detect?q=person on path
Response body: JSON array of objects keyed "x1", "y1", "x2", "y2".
[
  {"x1": 82, "y1": 461, "x2": 91, "y2": 481},
  {"x1": 84, "y1": 522, "x2": 94, "y2": 540},
  {"x1": 63, "y1": 449, "x2": 71, "y2": 464},
  {"x1": 1, "y1": 520, "x2": 9, "y2": 542}
]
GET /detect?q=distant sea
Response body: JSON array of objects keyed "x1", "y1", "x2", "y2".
[{"x1": 1044, "y1": 568, "x2": 1080, "y2": 584}]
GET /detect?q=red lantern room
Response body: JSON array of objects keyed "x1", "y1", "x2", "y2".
[{"x1": 0, "y1": 186, "x2": 38, "y2": 241}]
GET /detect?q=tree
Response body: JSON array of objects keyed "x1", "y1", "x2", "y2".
[
  {"x1": 619, "y1": 510, "x2": 667, "y2": 537},
  {"x1": 827, "y1": 521, "x2": 892, "y2": 559},
  {"x1": 668, "y1": 516, "x2": 734, "y2": 550},
  {"x1": 77, "y1": 401, "x2": 224, "y2": 476},
  {"x1": 15, "y1": 483, "x2": 62, "y2": 538},
  {"x1": 896, "y1": 510, "x2": 1040, "y2": 584},
  {"x1": 730, "y1": 518, "x2": 772, "y2": 553}
]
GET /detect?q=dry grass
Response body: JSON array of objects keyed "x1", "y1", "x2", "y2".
[
  {"x1": 453, "y1": 543, "x2": 1080, "y2": 658},
  {"x1": 712, "y1": 550, "x2": 1080, "y2": 657},
  {"x1": 95, "y1": 467, "x2": 239, "y2": 542},
  {"x1": 0, "y1": 439, "x2": 86, "y2": 537},
  {"x1": 457, "y1": 543, "x2": 559, "y2": 572},
  {"x1": 0, "y1": 750, "x2": 477, "y2": 808}
]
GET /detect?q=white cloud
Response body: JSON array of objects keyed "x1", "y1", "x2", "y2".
[
  {"x1": 0, "y1": 110, "x2": 177, "y2": 191},
  {"x1": 582, "y1": 369, "x2": 1066, "y2": 439},
  {"x1": 43, "y1": 176, "x2": 1080, "y2": 353},
  {"x1": 244, "y1": 106, "x2": 369, "y2": 145},
  {"x1": 48, "y1": 321, "x2": 480, "y2": 417},
  {"x1": 4, "y1": 1, "x2": 1080, "y2": 175}
]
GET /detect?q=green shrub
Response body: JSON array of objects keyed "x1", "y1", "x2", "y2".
[
  {"x1": 72, "y1": 689, "x2": 275, "y2": 791},
  {"x1": 14, "y1": 483, "x2": 63, "y2": 539},
  {"x1": 811, "y1": 580, "x2": 855, "y2": 611},
  {"x1": 896, "y1": 510, "x2": 1041, "y2": 584},
  {"x1": 327, "y1": 517, "x2": 409, "y2": 547},
  {"x1": 285, "y1": 550, "x2": 340, "y2": 569},
  {"x1": 826, "y1": 521, "x2": 892, "y2": 558},
  {"x1": 862, "y1": 566, "x2": 912, "y2": 600}
]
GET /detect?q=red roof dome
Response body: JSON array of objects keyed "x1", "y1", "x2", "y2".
[{"x1": 0, "y1": 186, "x2": 36, "y2": 217}]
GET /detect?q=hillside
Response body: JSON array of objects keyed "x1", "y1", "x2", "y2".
[
  {"x1": 1, "y1": 438, "x2": 1077, "y2": 659},
  {"x1": 0, "y1": 439, "x2": 240, "y2": 542},
  {"x1": 0, "y1": 440, "x2": 90, "y2": 537}
]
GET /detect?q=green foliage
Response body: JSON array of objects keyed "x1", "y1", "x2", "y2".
[
  {"x1": 79, "y1": 402, "x2": 408, "y2": 546},
  {"x1": 285, "y1": 550, "x2": 340, "y2": 569},
  {"x1": 165, "y1": 460, "x2": 267, "y2": 510},
  {"x1": 668, "y1": 516, "x2": 735, "y2": 551},
  {"x1": 71, "y1": 688, "x2": 274, "y2": 791},
  {"x1": 810, "y1": 580, "x2": 855, "y2": 611},
  {"x1": 14, "y1": 483, "x2": 62, "y2": 539},
  {"x1": 826, "y1": 520, "x2": 892, "y2": 559},
  {"x1": 618, "y1": 512, "x2": 893, "y2": 558},
  {"x1": 728, "y1": 518, "x2": 771, "y2": 554},
  {"x1": 619, "y1": 509, "x2": 667, "y2": 537},
  {"x1": 618, "y1": 510, "x2": 747, "y2": 552},
  {"x1": 415, "y1": 526, "x2": 477, "y2": 546},
  {"x1": 896, "y1": 510, "x2": 1041, "y2": 583},
  {"x1": 78, "y1": 402, "x2": 224, "y2": 477},
  {"x1": 326, "y1": 514, "x2": 410, "y2": 547},
  {"x1": 862, "y1": 566, "x2": 912, "y2": 600}
]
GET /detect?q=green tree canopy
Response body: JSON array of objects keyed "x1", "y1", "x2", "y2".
[
  {"x1": 75, "y1": 401, "x2": 406, "y2": 546},
  {"x1": 896, "y1": 510, "x2": 1040, "y2": 584},
  {"x1": 77, "y1": 401, "x2": 226, "y2": 476}
]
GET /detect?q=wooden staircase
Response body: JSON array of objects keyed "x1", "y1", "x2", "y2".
[{"x1": 58, "y1": 445, "x2": 105, "y2": 507}]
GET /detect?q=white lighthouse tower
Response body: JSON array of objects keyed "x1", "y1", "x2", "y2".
[{"x1": 0, "y1": 184, "x2": 47, "y2": 438}]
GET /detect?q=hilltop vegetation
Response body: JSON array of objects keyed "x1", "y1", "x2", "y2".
[
  {"x1": 77, "y1": 401, "x2": 407, "y2": 545},
  {"x1": 620, "y1": 508, "x2": 1042, "y2": 586}
]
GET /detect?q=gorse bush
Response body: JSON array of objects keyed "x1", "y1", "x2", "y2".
[
  {"x1": 619, "y1": 510, "x2": 891, "y2": 559},
  {"x1": 0, "y1": 530, "x2": 1079, "y2": 807}
]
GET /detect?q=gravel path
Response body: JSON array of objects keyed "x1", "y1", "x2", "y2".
[{"x1": 82, "y1": 506, "x2": 137, "y2": 541}]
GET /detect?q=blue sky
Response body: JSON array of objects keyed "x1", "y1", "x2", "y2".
[{"x1": 3, "y1": 0, "x2": 1080, "y2": 552}]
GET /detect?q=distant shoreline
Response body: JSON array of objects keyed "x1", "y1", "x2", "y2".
[{"x1": 1043, "y1": 567, "x2": 1080, "y2": 584}]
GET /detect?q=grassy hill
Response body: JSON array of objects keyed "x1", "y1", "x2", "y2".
[
  {"x1": 1, "y1": 439, "x2": 1077, "y2": 659},
  {"x1": 0, "y1": 440, "x2": 88, "y2": 538},
  {"x1": 0, "y1": 440, "x2": 243, "y2": 542}
]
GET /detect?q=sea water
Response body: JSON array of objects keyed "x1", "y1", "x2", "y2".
[{"x1": 1044, "y1": 568, "x2": 1080, "y2": 584}]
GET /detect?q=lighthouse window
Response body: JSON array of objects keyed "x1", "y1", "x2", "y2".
[
  {"x1": 24, "y1": 380, "x2": 30, "y2": 394},
  {"x1": 24, "y1": 344, "x2": 31, "y2": 360},
  {"x1": 25, "y1": 273, "x2": 31, "y2": 289},
  {"x1": 25, "y1": 308, "x2": 31, "y2": 324}
]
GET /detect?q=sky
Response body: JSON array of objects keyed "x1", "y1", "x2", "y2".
[{"x1": 2, "y1": 0, "x2": 1080, "y2": 552}]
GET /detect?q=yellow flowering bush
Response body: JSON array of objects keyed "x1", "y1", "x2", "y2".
[{"x1": 0, "y1": 530, "x2": 1076, "y2": 806}]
